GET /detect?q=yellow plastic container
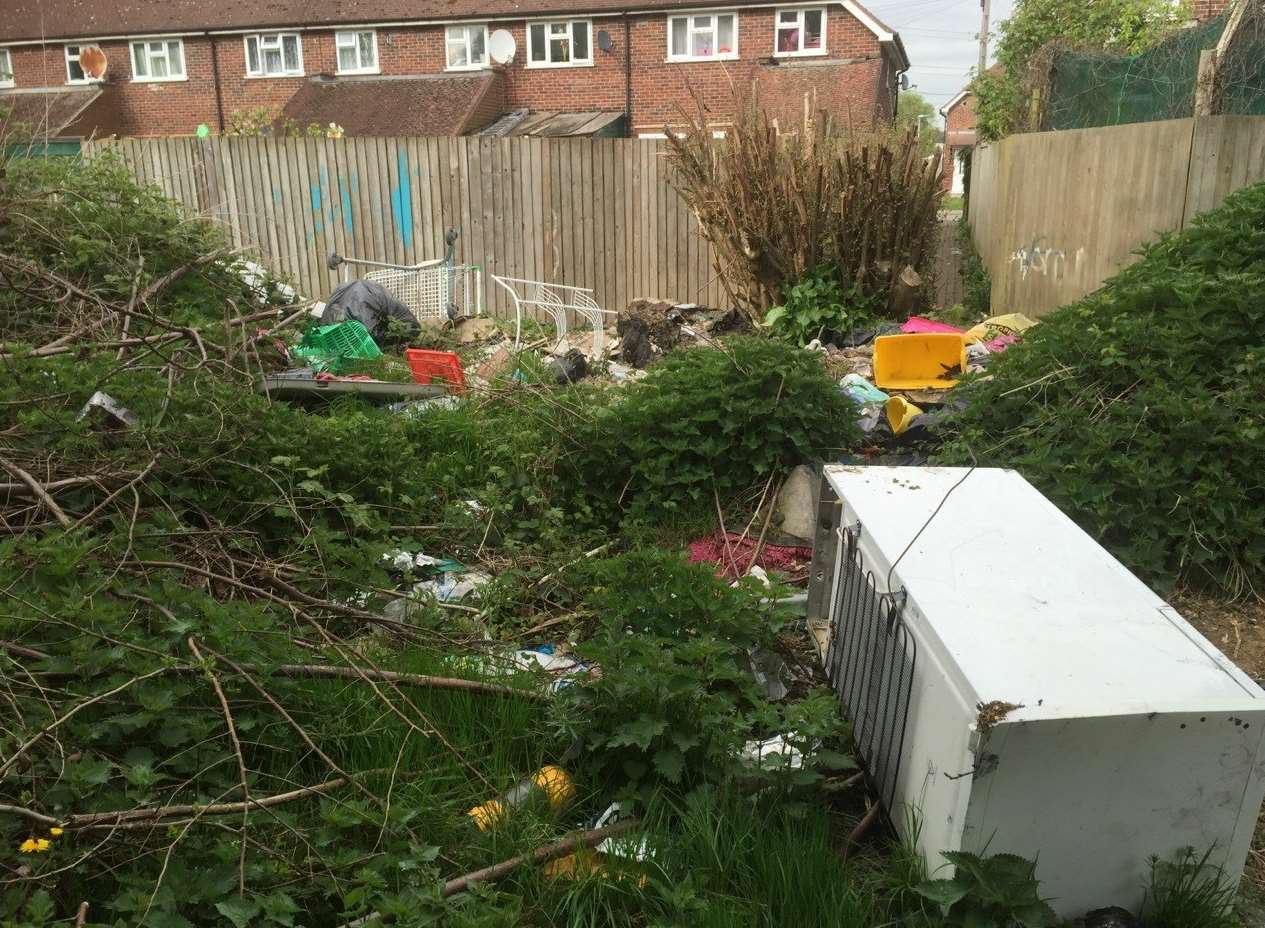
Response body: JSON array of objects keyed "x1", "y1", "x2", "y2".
[
  {"x1": 885, "y1": 396, "x2": 925, "y2": 435},
  {"x1": 467, "y1": 764, "x2": 576, "y2": 831},
  {"x1": 872, "y1": 333, "x2": 968, "y2": 390}
]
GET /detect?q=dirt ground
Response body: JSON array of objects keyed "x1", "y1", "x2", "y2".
[{"x1": 1173, "y1": 593, "x2": 1265, "y2": 915}]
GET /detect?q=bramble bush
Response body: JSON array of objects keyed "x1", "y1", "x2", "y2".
[{"x1": 939, "y1": 181, "x2": 1265, "y2": 597}]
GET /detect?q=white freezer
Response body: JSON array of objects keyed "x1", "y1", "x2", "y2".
[{"x1": 808, "y1": 465, "x2": 1265, "y2": 917}]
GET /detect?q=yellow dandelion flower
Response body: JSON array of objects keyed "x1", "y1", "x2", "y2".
[
  {"x1": 18, "y1": 838, "x2": 51, "y2": 853},
  {"x1": 49, "y1": 827, "x2": 64, "y2": 837}
]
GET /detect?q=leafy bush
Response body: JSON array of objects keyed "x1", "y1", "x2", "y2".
[
  {"x1": 765, "y1": 266, "x2": 880, "y2": 347},
  {"x1": 957, "y1": 221, "x2": 992, "y2": 318},
  {"x1": 939, "y1": 181, "x2": 1265, "y2": 597},
  {"x1": 589, "y1": 336, "x2": 858, "y2": 521},
  {"x1": 557, "y1": 550, "x2": 847, "y2": 798},
  {"x1": 916, "y1": 850, "x2": 1056, "y2": 927}
]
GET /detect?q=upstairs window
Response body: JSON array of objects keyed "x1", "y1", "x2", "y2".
[
  {"x1": 668, "y1": 12, "x2": 738, "y2": 62},
  {"x1": 335, "y1": 30, "x2": 377, "y2": 74},
  {"x1": 445, "y1": 24, "x2": 488, "y2": 70},
  {"x1": 0, "y1": 48, "x2": 13, "y2": 88},
  {"x1": 131, "y1": 39, "x2": 186, "y2": 81},
  {"x1": 527, "y1": 20, "x2": 592, "y2": 67},
  {"x1": 65, "y1": 44, "x2": 104, "y2": 83},
  {"x1": 775, "y1": 7, "x2": 826, "y2": 56},
  {"x1": 244, "y1": 33, "x2": 302, "y2": 77}
]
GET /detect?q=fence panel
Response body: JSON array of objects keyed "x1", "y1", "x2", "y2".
[
  {"x1": 82, "y1": 136, "x2": 719, "y2": 319},
  {"x1": 966, "y1": 115, "x2": 1265, "y2": 316}
]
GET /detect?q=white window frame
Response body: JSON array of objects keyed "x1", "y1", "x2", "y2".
[
  {"x1": 243, "y1": 33, "x2": 304, "y2": 78},
  {"x1": 666, "y1": 12, "x2": 739, "y2": 63},
  {"x1": 130, "y1": 39, "x2": 187, "y2": 82},
  {"x1": 445, "y1": 24, "x2": 489, "y2": 71},
  {"x1": 0, "y1": 48, "x2": 13, "y2": 88},
  {"x1": 526, "y1": 19, "x2": 594, "y2": 69},
  {"x1": 773, "y1": 6, "x2": 828, "y2": 57},
  {"x1": 334, "y1": 30, "x2": 378, "y2": 74},
  {"x1": 65, "y1": 44, "x2": 104, "y2": 84}
]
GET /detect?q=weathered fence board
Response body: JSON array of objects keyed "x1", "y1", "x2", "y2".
[
  {"x1": 968, "y1": 115, "x2": 1265, "y2": 316},
  {"x1": 83, "y1": 136, "x2": 726, "y2": 316}
]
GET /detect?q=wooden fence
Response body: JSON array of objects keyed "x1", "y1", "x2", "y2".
[
  {"x1": 82, "y1": 136, "x2": 724, "y2": 317},
  {"x1": 968, "y1": 115, "x2": 1265, "y2": 316}
]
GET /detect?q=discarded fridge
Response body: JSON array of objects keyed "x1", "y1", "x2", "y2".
[{"x1": 807, "y1": 465, "x2": 1265, "y2": 918}]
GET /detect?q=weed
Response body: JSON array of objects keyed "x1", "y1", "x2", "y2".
[
  {"x1": 765, "y1": 265, "x2": 881, "y2": 347},
  {"x1": 957, "y1": 221, "x2": 992, "y2": 318},
  {"x1": 916, "y1": 849, "x2": 1057, "y2": 927},
  {"x1": 1143, "y1": 847, "x2": 1238, "y2": 928}
]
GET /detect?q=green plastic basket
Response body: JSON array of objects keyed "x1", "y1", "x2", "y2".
[{"x1": 292, "y1": 321, "x2": 382, "y2": 372}]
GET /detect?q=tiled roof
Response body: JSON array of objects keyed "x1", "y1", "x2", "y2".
[
  {"x1": 279, "y1": 74, "x2": 498, "y2": 136},
  {"x1": 479, "y1": 109, "x2": 626, "y2": 136},
  {"x1": 0, "y1": 86, "x2": 103, "y2": 136},
  {"x1": 6, "y1": 0, "x2": 765, "y2": 42}
]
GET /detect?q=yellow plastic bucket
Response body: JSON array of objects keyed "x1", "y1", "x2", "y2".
[
  {"x1": 872, "y1": 334, "x2": 968, "y2": 390},
  {"x1": 885, "y1": 396, "x2": 925, "y2": 435}
]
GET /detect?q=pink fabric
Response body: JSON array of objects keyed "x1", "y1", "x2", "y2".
[
  {"x1": 901, "y1": 316, "x2": 964, "y2": 334},
  {"x1": 688, "y1": 532, "x2": 814, "y2": 580},
  {"x1": 984, "y1": 334, "x2": 1021, "y2": 353}
]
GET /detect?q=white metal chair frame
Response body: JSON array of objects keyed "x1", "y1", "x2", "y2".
[{"x1": 491, "y1": 275, "x2": 614, "y2": 358}]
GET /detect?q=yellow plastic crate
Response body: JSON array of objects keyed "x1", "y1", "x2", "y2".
[{"x1": 872, "y1": 333, "x2": 968, "y2": 390}]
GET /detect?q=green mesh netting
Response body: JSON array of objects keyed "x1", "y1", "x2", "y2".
[{"x1": 1045, "y1": 13, "x2": 1265, "y2": 129}]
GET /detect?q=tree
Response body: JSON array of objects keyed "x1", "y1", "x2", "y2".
[
  {"x1": 973, "y1": 0, "x2": 1190, "y2": 140},
  {"x1": 896, "y1": 91, "x2": 941, "y2": 156}
]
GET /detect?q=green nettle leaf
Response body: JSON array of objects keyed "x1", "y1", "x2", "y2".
[
  {"x1": 215, "y1": 897, "x2": 260, "y2": 928},
  {"x1": 915, "y1": 878, "x2": 972, "y2": 909}
]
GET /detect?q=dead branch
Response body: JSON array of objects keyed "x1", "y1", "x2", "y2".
[{"x1": 0, "y1": 453, "x2": 73, "y2": 528}]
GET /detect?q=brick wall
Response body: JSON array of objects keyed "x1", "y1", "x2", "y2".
[
  {"x1": 1192, "y1": 0, "x2": 1231, "y2": 21},
  {"x1": 3, "y1": 5, "x2": 897, "y2": 138},
  {"x1": 939, "y1": 91, "x2": 976, "y2": 191}
]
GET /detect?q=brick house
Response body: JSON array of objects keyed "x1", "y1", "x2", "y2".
[
  {"x1": 0, "y1": 0, "x2": 909, "y2": 140},
  {"x1": 938, "y1": 87, "x2": 976, "y2": 194}
]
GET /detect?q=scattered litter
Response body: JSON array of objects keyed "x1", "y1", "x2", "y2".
[
  {"x1": 454, "y1": 316, "x2": 499, "y2": 343},
  {"x1": 741, "y1": 733, "x2": 807, "y2": 770},
  {"x1": 390, "y1": 395, "x2": 462, "y2": 417},
  {"x1": 900, "y1": 316, "x2": 963, "y2": 335},
  {"x1": 873, "y1": 333, "x2": 968, "y2": 390},
  {"x1": 292, "y1": 320, "x2": 382, "y2": 372},
  {"x1": 885, "y1": 396, "x2": 925, "y2": 435},
  {"x1": 747, "y1": 646, "x2": 790, "y2": 701},
  {"x1": 607, "y1": 361, "x2": 643, "y2": 383},
  {"x1": 230, "y1": 258, "x2": 298, "y2": 305},
  {"x1": 405, "y1": 348, "x2": 467, "y2": 394},
  {"x1": 382, "y1": 551, "x2": 491, "y2": 613},
  {"x1": 839, "y1": 373, "x2": 889, "y2": 406},
  {"x1": 615, "y1": 298, "x2": 742, "y2": 368},
  {"x1": 688, "y1": 531, "x2": 813, "y2": 580},
  {"x1": 984, "y1": 333, "x2": 1021, "y2": 353},
  {"x1": 745, "y1": 564, "x2": 771, "y2": 588},
  {"x1": 467, "y1": 764, "x2": 576, "y2": 831},
  {"x1": 774, "y1": 464, "x2": 817, "y2": 543},
  {"x1": 77, "y1": 391, "x2": 138, "y2": 429},
  {"x1": 320, "y1": 279, "x2": 420, "y2": 344},
  {"x1": 475, "y1": 345, "x2": 514, "y2": 382},
  {"x1": 551, "y1": 348, "x2": 589, "y2": 384},
  {"x1": 543, "y1": 801, "x2": 650, "y2": 880},
  {"x1": 964, "y1": 312, "x2": 1037, "y2": 344}
]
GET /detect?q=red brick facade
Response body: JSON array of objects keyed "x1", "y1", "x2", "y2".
[
  {"x1": 1, "y1": 3, "x2": 904, "y2": 138},
  {"x1": 939, "y1": 90, "x2": 976, "y2": 193}
]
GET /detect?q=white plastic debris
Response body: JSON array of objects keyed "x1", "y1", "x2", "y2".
[
  {"x1": 77, "y1": 391, "x2": 139, "y2": 429},
  {"x1": 741, "y1": 733, "x2": 807, "y2": 770}
]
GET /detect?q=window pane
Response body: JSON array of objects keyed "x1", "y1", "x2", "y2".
[
  {"x1": 339, "y1": 46, "x2": 358, "y2": 70},
  {"x1": 359, "y1": 32, "x2": 375, "y2": 66},
  {"x1": 247, "y1": 38, "x2": 260, "y2": 72},
  {"x1": 471, "y1": 28, "x2": 486, "y2": 62},
  {"x1": 572, "y1": 21, "x2": 589, "y2": 60},
  {"x1": 777, "y1": 25, "x2": 798, "y2": 52},
  {"x1": 264, "y1": 47, "x2": 282, "y2": 73},
  {"x1": 718, "y1": 15, "x2": 734, "y2": 53},
  {"x1": 152, "y1": 50, "x2": 168, "y2": 77},
  {"x1": 671, "y1": 18, "x2": 687, "y2": 56},
  {"x1": 282, "y1": 36, "x2": 299, "y2": 71},
  {"x1": 69, "y1": 54, "x2": 85, "y2": 81},
  {"x1": 779, "y1": 10, "x2": 797, "y2": 23},
  {"x1": 804, "y1": 10, "x2": 823, "y2": 47},
  {"x1": 550, "y1": 36, "x2": 570, "y2": 62},
  {"x1": 693, "y1": 15, "x2": 710, "y2": 28},
  {"x1": 168, "y1": 41, "x2": 184, "y2": 74},
  {"x1": 530, "y1": 24, "x2": 546, "y2": 61},
  {"x1": 132, "y1": 44, "x2": 147, "y2": 76}
]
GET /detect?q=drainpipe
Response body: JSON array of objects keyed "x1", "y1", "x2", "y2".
[
  {"x1": 209, "y1": 33, "x2": 226, "y2": 132},
  {"x1": 623, "y1": 14, "x2": 633, "y2": 136}
]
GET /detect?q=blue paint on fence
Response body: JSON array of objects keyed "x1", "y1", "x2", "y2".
[
  {"x1": 338, "y1": 176, "x2": 354, "y2": 234},
  {"x1": 389, "y1": 148, "x2": 414, "y2": 249},
  {"x1": 310, "y1": 184, "x2": 324, "y2": 234}
]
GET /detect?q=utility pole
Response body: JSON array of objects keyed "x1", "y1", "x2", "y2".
[{"x1": 978, "y1": 0, "x2": 991, "y2": 75}]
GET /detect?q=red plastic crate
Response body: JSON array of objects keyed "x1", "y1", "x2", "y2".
[{"x1": 404, "y1": 349, "x2": 467, "y2": 394}]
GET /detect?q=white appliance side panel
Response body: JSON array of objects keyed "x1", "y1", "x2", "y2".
[{"x1": 960, "y1": 710, "x2": 1265, "y2": 919}]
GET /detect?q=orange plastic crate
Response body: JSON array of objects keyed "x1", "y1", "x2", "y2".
[{"x1": 404, "y1": 349, "x2": 467, "y2": 394}]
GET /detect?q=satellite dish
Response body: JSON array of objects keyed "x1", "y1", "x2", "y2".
[
  {"x1": 79, "y1": 45, "x2": 108, "y2": 80},
  {"x1": 597, "y1": 29, "x2": 614, "y2": 52},
  {"x1": 488, "y1": 30, "x2": 517, "y2": 64}
]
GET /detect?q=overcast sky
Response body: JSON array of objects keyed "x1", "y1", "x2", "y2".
[{"x1": 870, "y1": 0, "x2": 1015, "y2": 120}]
